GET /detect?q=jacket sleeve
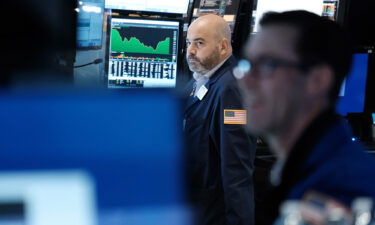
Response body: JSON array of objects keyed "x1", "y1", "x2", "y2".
[{"x1": 210, "y1": 81, "x2": 256, "y2": 225}]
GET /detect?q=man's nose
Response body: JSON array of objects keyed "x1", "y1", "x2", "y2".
[{"x1": 187, "y1": 44, "x2": 196, "y2": 55}]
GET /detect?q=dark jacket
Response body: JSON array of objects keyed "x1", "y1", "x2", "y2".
[
  {"x1": 258, "y1": 110, "x2": 375, "y2": 225},
  {"x1": 184, "y1": 56, "x2": 256, "y2": 225}
]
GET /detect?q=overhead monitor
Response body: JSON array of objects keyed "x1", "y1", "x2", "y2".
[
  {"x1": 336, "y1": 53, "x2": 369, "y2": 116},
  {"x1": 104, "y1": 0, "x2": 190, "y2": 15},
  {"x1": 253, "y1": 0, "x2": 324, "y2": 32},
  {"x1": 107, "y1": 17, "x2": 181, "y2": 88},
  {"x1": 77, "y1": 0, "x2": 104, "y2": 49}
]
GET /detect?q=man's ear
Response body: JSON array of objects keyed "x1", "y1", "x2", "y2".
[
  {"x1": 219, "y1": 38, "x2": 230, "y2": 55},
  {"x1": 306, "y1": 65, "x2": 334, "y2": 98}
]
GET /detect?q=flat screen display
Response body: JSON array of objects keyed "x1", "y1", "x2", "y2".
[
  {"x1": 336, "y1": 53, "x2": 369, "y2": 115},
  {"x1": 253, "y1": 0, "x2": 324, "y2": 32},
  {"x1": 77, "y1": 0, "x2": 104, "y2": 49},
  {"x1": 107, "y1": 17, "x2": 181, "y2": 88},
  {"x1": 105, "y1": 0, "x2": 190, "y2": 14}
]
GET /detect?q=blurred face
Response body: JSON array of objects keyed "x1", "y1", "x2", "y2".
[
  {"x1": 186, "y1": 23, "x2": 222, "y2": 75},
  {"x1": 238, "y1": 25, "x2": 309, "y2": 136}
]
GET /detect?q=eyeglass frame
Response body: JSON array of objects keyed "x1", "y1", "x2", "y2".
[{"x1": 233, "y1": 56, "x2": 309, "y2": 80}]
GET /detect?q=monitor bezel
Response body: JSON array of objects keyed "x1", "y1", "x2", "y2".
[{"x1": 104, "y1": 0, "x2": 190, "y2": 16}]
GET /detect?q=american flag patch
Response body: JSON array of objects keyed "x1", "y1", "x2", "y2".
[{"x1": 224, "y1": 109, "x2": 247, "y2": 124}]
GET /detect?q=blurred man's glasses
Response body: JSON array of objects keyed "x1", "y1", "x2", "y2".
[{"x1": 233, "y1": 58, "x2": 305, "y2": 80}]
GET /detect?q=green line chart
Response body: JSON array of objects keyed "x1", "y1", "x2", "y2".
[{"x1": 111, "y1": 29, "x2": 171, "y2": 55}]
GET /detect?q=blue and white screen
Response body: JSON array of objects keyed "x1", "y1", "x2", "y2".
[
  {"x1": 77, "y1": 0, "x2": 104, "y2": 48},
  {"x1": 336, "y1": 53, "x2": 369, "y2": 115}
]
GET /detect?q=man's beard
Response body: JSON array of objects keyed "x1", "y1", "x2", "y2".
[{"x1": 187, "y1": 50, "x2": 221, "y2": 74}]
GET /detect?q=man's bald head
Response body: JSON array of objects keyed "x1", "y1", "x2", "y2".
[
  {"x1": 186, "y1": 14, "x2": 232, "y2": 74},
  {"x1": 190, "y1": 15, "x2": 232, "y2": 44}
]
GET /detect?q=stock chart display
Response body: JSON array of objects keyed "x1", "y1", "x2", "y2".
[{"x1": 108, "y1": 18, "x2": 180, "y2": 88}]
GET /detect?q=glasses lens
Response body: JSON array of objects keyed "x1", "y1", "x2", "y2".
[{"x1": 258, "y1": 60, "x2": 276, "y2": 75}]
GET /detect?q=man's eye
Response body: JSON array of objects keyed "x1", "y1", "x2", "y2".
[{"x1": 263, "y1": 61, "x2": 277, "y2": 69}]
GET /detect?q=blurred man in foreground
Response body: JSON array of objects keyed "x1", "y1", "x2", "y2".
[{"x1": 237, "y1": 10, "x2": 375, "y2": 225}]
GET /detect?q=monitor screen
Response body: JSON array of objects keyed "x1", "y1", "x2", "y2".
[
  {"x1": 253, "y1": 0, "x2": 324, "y2": 32},
  {"x1": 104, "y1": 0, "x2": 190, "y2": 14},
  {"x1": 77, "y1": 0, "x2": 104, "y2": 49},
  {"x1": 107, "y1": 17, "x2": 181, "y2": 88},
  {"x1": 336, "y1": 53, "x2": 369, "y2": 116}
]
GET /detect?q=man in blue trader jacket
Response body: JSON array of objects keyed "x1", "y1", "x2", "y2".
[
  {"x1": 184, "y1": 15, "x2": 256, "y2": 225},
  {"x1": 237, "y1": 10, "x2": 375, "y2": 225}
]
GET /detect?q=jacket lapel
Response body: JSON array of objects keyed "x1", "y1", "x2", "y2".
[
  {"x1": 184, "y1": 79, "x2": 199, "y2": 112},
  {"x1": 184, "y1": 56, "x2": 237, "y2": 113}
]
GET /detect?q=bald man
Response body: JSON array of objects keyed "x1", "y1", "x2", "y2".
[{"x1": 184, "y1": 15, "x2": 256, "y2": 225}]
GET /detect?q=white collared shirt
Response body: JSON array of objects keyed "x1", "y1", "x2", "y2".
[{"x1": 192, "y1": 56, "x2": 230, "y2": 97}]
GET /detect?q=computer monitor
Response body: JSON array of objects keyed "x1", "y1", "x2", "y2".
[
  {"x1": 107, "y1": 17, "x2": 182, "y2": 88},
  {"x1": 104, "y1": 0, "x2": 190, "y2": 15},
  {"x1": 0, "y1": 89, "x2": 189, "y2": 225},
  {"x1": 252, "y1": 0, "x2": 324, "y2": 32},
  {"x1": 77, "y1": 0, "x2": 104, "y2": 49},
  {"x1": 336, "y1": 53, "x2": 369, "y2": 116}
]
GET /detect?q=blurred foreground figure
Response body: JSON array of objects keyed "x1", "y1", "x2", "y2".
[{"x1": 237, "y1": 10, "x2": 375, "y2": 225}]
